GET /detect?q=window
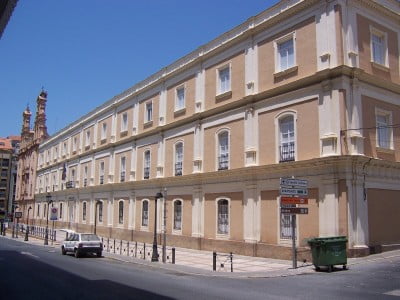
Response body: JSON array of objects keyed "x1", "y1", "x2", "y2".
[
  {"x1": 218, "y1": 65, "x2": 231, "y2": 94},
  {"x1": 145, "y1": 102, "x2": 153, "y2": 123},
  {"x1": 142, "y1": 200, "x2": 149, "y2": 227},
  {"x1": 121, "y1": 112, "x2": 128, "y2": 132},
  {"x1": 218, "y1": 131, "x2": 229, "y2": 170},
  {"x1": 175, "y1": 142, "x2": 183, "y2": 176},
  {"x1": 118, "y1": 201, "x2": 124, "y2": 224},
  {"x1": 173, "y1": 200, "x2": 182, "y2": 231},
  {"x1": 120, "y1": 157, "x2": 126, "y2": 182},
  {"x1": 63, "y1": 142, "x2": 67, "y2": 156},
  {"x1": 37, "y1": 204, "x2": 40, "y2": 217},
  {"x1": 54, "y1": 147, "x2": 58, "y2": 160},
  {"x1": 47, "y1": 150, "x2": 50, "y2": 163},
  {"x1": 376, "y1": 111, "x2": 392, "y2": 149},
  {"x1": 280, "y1": 204, "x2": 293, "y2": 240},
  {"x1": 85, "y1": 131, "x2": 91, "y2": 147},
  {"x1": 82, "y1": 202, "x2": 87, "y2": 221},
  {"x1": 71, "y1": 169, "x2": 75, "y2": 182},
  {"x1": 59, "y1": 203, "x2": 63, "y2": 219},
  {"x1": 101, "y1": 123, "x2": 107, "y2": 140},
  {"x1": 83, "y1": 166, "x2": 88, "y2": 187},
  {"x1": 371, "y1": 28, "x2": 387, "y2": 66},
  {"x1": 143, "y1": 150, "x2": 150, "y2": 179},
  {"x1": 72, "y1": 137, "x2": 77, "y2": 152},
  {"x1": 279, "y1": 115, "x2": 295, "y2": 162},
  {"x1": 43, "y1": 204, "x2": 47, "y2": 219},
  {"x1": 99, "y1": 161, "x2": 104, "y2": 184},
  {"x1": 217, "y1": 199, "x2": 229, "y2": 235},
  {"x1": 98, "y1": 201, "x2": 103, "y2": 222},
  {"x1": 275, "y1": 34, "x2": 295, "y2": 72},
  {"x1": 175, "y1": 86, "x2": 185, "y2": 111}
]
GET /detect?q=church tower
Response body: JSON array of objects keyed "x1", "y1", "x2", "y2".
[{"x1": 33, "y1": 91, "x2": 48, "y2": 142}]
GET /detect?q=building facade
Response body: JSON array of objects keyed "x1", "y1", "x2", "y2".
[{"x1": 31, "y1": 0, "x2": 400, "y2": 259}]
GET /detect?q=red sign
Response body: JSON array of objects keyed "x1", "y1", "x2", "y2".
[
  {"x1": 281, "y1": 207, "x2": 309, "y2": 214},
  {"x1": 281, "y1": 197, "x2": 308, "y2": 205}
]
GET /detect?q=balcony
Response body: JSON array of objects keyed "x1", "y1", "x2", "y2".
[
  {"x1": 175, "y1": 162, "x2": 182, "y2": 176},
  {"x1": 66, "y1": 181, "x2": 75, "y2": 189},
  {"x1": 143, "y1": 167, "x2": 150, "y2": 180},
  {"x1": 83, "y1": 178, "x2": 87, "y2": 187},
  {"x1": 279, "y1": 142, "x2": 295, "y2": 162},
  {"x1": 120, "y1": 171, "x2": 126, "y2": 182},
  {"x1": 99, "y1": 175, "x2": 104, "y2": 185},
  {"x1": 218, "y1": 154, "x2": 229, "y2": 170}
]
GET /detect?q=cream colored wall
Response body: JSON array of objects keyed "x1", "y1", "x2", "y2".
[
  {"x1": 258, "y1": 98, "x2": 319, "y2": 164},
  {"x1": 335, "y1": 5, "x2": 344, "y2": 66},
  {"x1": 114, "y1": 151, "x2": 131, "y2": 183},
  {"x1": 258, "y1": 17, "x2": 317, "y2": 92},
  {"x1": 204, "y1": 192, "x2": 243, "y2": 240},
  {"x1": 97, "y1": 116, "x2": 112, "y2": 146},
  {"x1": 203, "y1": 118, "x2": 245, "y2": 172},
  {"x1": 204, "y1": 51, "x2": 245, "y2": 110},
  {"x1": 164, "y1": 133, "x2": 194, "y2": 177},
  {"x1": 138, "y1": 94, "x2": 159, "y2": 133},
  {"x1": 362, "y1": 95, "x2": 400, "y2": 161},
  {"x1": 116, "y1": 107, "x2": 133, "y2": 142},
  {"x1": 368, "y1": 189, "x2": 400, "y2": 245},
  {"x1": 136, "y1": 143, "x2": 158, "y2": 180},
  {"x1": 166, "y1": 75, "x2": 196, "y2": 124},
  {"x1": 357, "y1": 14, "x2": 400, "y2": 84},
  {"x1": 298, "y1": 188, "x2": 319, "y2": 246},
  {"x1": 260, "y1": 190, "x2": 278, "y2": 244}
]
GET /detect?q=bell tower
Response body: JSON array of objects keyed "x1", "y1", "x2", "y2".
[{"x1": 33, "y1": 90, "x2": 48, "y2": 141}]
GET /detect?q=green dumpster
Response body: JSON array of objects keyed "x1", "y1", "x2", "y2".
[{"x1": 308, "y1": 236, "x2": 348, "y2": 272}]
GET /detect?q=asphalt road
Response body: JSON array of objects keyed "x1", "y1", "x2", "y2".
[{"x1": 1, "y1": 237, "x2": 399, "y2": 300}]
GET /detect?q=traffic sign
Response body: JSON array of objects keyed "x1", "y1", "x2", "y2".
[
  {"x1": 281, "y1": 197, "x2": 308, "y2": 205},
  {"x1": 280, "y1": 178, "x2": 308, "y2": 188},
  {"x1": 14, "y1": 212, "x2": 22, "y2": 218},
  {"x1": 280, "y1": 187, "x2": 308, "y2": 196},
  {"x1": 50, "y1": 207, "x2": 58, "y2": 221},
  {"x1": 281, "y1": 207, "x2": 309, "y2": 214}
]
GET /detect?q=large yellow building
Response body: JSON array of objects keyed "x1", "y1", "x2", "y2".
[{"x1": 25, "y1": 0, "x2": 400, "y2": 259}]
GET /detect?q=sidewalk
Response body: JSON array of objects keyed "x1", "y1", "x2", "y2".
[{"x1": 2, "y1": 231, "x2": 399, "y2": 278}]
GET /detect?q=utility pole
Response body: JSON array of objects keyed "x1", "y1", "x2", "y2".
[{"x1": 162, "y1": 188, "x2": 167, "y2": 263}]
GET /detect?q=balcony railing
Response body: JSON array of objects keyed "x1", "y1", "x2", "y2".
[
  {"x1": 175, "y1": 162, "x2": 182, "y2": 176},
  {"x1": 120, "y1": 171, "x2": 126, "y2": 182},
  {"x1": 218, "y1": 154, "x2": 229, "y2": 170},
  {"x1": 66, "y1": 181, "x2": 75, "y2": 189},
  {"x1": 279, "y1": 142, "x2": 295, "y2": 162},
  {"x1": 143, "y1": 167, "x2": 150, "y2": 180},
  {"x1": 83, "y1": 178, "x2": 87, "y2": 187},
  {"x1": 99, "y1": 175, "x2": 104, "y2": 185}
]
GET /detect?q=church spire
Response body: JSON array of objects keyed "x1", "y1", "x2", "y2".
[{"x1": 34, "y1": 90, "x2": 48, "y2": 141}]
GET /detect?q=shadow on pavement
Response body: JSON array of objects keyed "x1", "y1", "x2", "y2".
[{"x1": 0, "y1": 250, "x2": 172, "y2": 300}]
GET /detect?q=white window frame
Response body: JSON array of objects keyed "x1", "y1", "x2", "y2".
[
  {"x1": 216, "y1": 64, "x2": 231, "y2": 95},
  {"x1": 375, "y1": 108, "x2": 393, "y2": 149},
  {"x1": 120, "y1": 156, "x2": 126, "y2": 182},
  {"x1": 216, "y1": 129, "x2": 230, "y2": 171},
  {"x1": 99, "y1": 161, "x2": 105, "y2": 185},
  {"x1": 85, "y1": 130, "x2": 91, "y2": 147},
  {"x1": 370, "y1": 26, "x2": 388, "y2": 67},
  {"x1": 216, "y1": 197, "x2": 230, "y2": 239},
  {"x1": 141, "y1": 199, "x2": 149, "y2": 230},
  {"x1": 121, "y1": 112, "x2": 128, "y2": 133},
  {"x1": 175, "y1": 85, "x2": 186, "y2": 111},
  {"x1": 72, "y1": 136, "x2": 77, "y2": 152},
  {"x1": 101, "y1": 122, "x2": 107, "y2": 141},
  {"x1": 143, "y1": 150, "x2": 150, "y2": 179},
  {"x1": 274, "y1": 32, "x2": 296, "y2": 73},
  {"x1": 145, "y1": 101, "x2": 153, "y2": 123},
  {"x1": 174, "y1": 141, "x2": 184, "y2": 176},
  {"x1": 172, "y1": 199, "x2": 183, "y2": 234},
  {"x1": 118, "y1": 200, "x2": 124, "y2": 225},
  {"x1": 275, "y1": 111, "x2": 297, "y2": 163}
]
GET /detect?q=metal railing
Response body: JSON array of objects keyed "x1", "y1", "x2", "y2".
[{"x1": 279, "y1": 142, "x2": 295, "y2": 162}]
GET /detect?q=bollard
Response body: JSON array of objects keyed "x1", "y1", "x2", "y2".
[
  {"x1": 172, "y1": 247, "x2": 175, "y2": 264},
  {"x1": 113, "y1": 239, "x2": 116, "y2": 253},
  {"x1": 107, "y1": 238, "x2": 110, "y2": 252},
  {"x1": 213, "y1": 251, "x2": 217, "y2": 271},
  {"x1": 135, "y1": 241, "x2": 137, "y2": 258},
  {"x1": 120, "y1": 240, "x2": 122, "y2": 255},
  {"x1": 127, "y1": 241, "x2": 129, "y2": 256},
  {"x1": 230, "y1": 252, "x2": 233, "y2": 273},
  {"x1": 144, "y1": 243, "x2": 146, "y2": 260}
]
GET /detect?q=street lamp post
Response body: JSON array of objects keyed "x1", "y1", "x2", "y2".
[
  {"x1": 162, "y1": 188, "x2": 167, "y2": 263},
  {"x1": 24, "y1": 206, "x2": 32, "y2": 241},
  {"x1": 94, "y1": 200, "x2": 101, "y2": 235},
  {"x1": 12, "y1": 205, "x2": 18, "y2": 238},
  {"x1": 44, "y1": 193, "x2": 53, "y2": 245},
  {"x1": 151, "y1": 192, "x2": 163, "y2": 262}
]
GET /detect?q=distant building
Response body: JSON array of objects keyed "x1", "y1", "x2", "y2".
[
  {"x1": 0, "y1": 0, "x2": 18, "y2": 39},
  {"x1": 15, "y1": 92, "x2": 48, "y2": 222},
  {"x1": 0, "y1": 135, "x2": 20, "y2": 220},
  {"x1": 33, "y1": 0, "x2": 400, "y2": 259}
]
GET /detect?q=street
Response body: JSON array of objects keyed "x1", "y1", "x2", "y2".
[{"x1": 1, "y1": 236, "x2": 399, "y2": 300}]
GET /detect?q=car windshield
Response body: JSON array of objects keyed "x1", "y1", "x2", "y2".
[{"x1": 80, "y1": 234, "x2": 100, "y2": 241}]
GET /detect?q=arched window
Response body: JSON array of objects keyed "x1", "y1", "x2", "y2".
[
  {"x1": 98, "y1": 201, "x2": 103, "y2": 223},
  {"x1": 143, "y1": 150, "x2": 150, "y2": 179},
  {"x1": 217, "y1": 199, "x2": 229, "y2": 235},
  {"x1": 175, "y1": 142, "x2": 183, "y2": 176},
  {"x1": 142, "y1": 200, "x2": 149, "y2": 226},
  {"x1": 279, "y1": 115, "x2": 295, "y2": 162},
  {"x1": 173, "y1": 200, "x2": 182, "y2": 231},
  {"x1": 82, "y1": 202, "x2": 87, "y2": 221},
  {"x1": 217, "y1": 131, "x2": 229, "y2": 170},
  {"x1": 118, "y1": 201, "x2": 124, "y2": 224}
]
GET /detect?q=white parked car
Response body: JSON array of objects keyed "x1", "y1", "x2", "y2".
[{"x1": 61, "y1": 233, "x2": 103, "y2": 258}]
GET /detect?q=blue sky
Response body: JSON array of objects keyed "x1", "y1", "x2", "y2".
[{"x1": 0, "y1": 0, "x2": 279, "y2": 138}]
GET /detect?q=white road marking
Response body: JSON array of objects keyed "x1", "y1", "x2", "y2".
[
  {"x1": 384, "y1": 289, "x2": 400, "y2": 296},
  {"x1": 20, "y1": 251, "x2": 40, "y2": 259}
]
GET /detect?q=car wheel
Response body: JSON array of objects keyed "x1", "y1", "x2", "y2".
[
  {"x1": 97, "y1": 251, "x2": 102, "y2": 258},
  {"x1": 61, "y1": 247, "x2": 66, "y2": 255},
  {"x1": 74, "y1": 249, "x2": 80, "y2": 258}
]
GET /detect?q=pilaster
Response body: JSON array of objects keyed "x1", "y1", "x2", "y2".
[
  {"x1": 244, "y1": 36, "x2": 258, "y2": 96},
  {"x1": 316, "y1": 1, "x2": 337, "y2": 70},
  {"x1": 318, "y1": 178, "x2": 339, "y2": 237},
  {"x1": 191, "y1": 185, "x2": 204, "y2": 237},
  {"x1": 243, "y1": 181, "x2": 260, "y2": 242},
  {"x1": 244, "y1": 107, "x2": 258, "y2": 166},
  {"x1": 195, "y1": 61, "x2": 205, "y2": 113},
  {"x1": 157, "y1": 134, "x2": 164, "y2": 178},
  {"x1": 193, "y1": 122, "x2": 203, "y2": 173}
]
